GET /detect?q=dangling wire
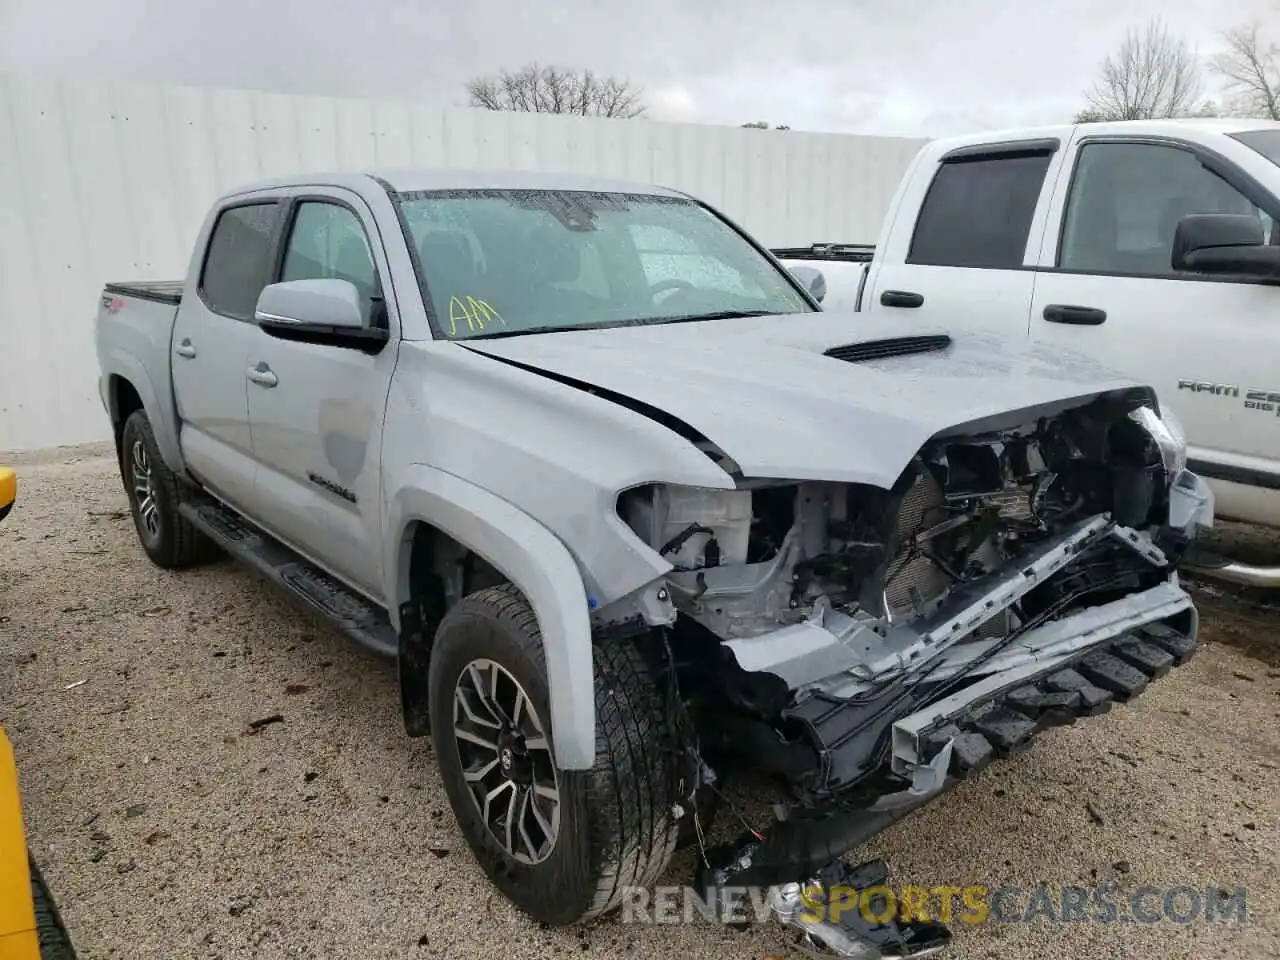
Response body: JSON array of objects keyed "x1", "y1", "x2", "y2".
[{"x1": 707, "y1": 780, "x2": 764, "y2": 843}]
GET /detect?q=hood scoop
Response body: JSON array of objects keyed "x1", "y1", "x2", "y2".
[{"x1": 824, "y1": 335, "x2": 952, "y2": 363}]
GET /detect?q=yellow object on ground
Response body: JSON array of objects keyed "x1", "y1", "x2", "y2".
[
  {"x1": 0, "y1": 467, "x2": 15, "y2": 523},
  {"x1": 0, "y1": 729, "x2": 39, "y2": 960},
  {"x1": 3, "y1": 468, "x2": 73, "y2": 958}
]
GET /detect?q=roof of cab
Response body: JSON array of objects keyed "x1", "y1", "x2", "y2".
[{"x1": 220, "y1": 168, "x2": 688, "y2": 202}]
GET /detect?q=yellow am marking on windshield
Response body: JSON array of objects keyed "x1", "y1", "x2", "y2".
[{"x1": 447, "y1": 296, "x2": 506, "y2": 337}]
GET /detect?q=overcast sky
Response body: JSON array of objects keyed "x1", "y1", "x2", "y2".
[{"x1": 1, "y1": 0, "x2": 1273, "y2": 138}]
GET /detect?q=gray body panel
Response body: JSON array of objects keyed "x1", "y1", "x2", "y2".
[{"x1": 466, "y1": 313, "x2": 1149, "y2": 487}]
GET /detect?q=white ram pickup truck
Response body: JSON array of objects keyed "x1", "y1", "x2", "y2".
[
  {"x1": 776, "y1": 118, "x2": 1280, "y2": 588},
  {"x1": 96, "y1": 168, "x2": 1212, "y2": 958}
]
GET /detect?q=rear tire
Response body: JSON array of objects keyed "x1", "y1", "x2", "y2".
[
  {"x1": 120, "y1": 410, "x2": 217, "y2": 569},
  {"x1": 429, "y1": 584, "x2": 681, "y2": 925}
]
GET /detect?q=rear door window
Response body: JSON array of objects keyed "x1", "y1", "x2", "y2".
[
  {"x1": 199, "y1": 202, "x2": 281, "y2": 320},
  {"x1": 908, "y1": 153, "x2": 1052, "y2": 268}
]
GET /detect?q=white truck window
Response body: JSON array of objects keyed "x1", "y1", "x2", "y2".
[
  {"x1": 199, "y1": 202, "x2": 280, "y2": 321},
  {"x1": 1059, "y1": 142, "x2": 1276, "y2": 276},
  {"x1": 906, "y1": 154, "x2": 1051, "y2": 269},
  {"x1": 280, "y1": 202, "x2": 380, "y2": 324}
]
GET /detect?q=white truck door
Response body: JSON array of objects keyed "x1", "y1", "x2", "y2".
[
  {"x1": 1029, "y1": 132, "x2": 1280, "y2": 525},
  {"x1": 244, "y1": 190, "x2": 396, "y2": 600},
  {"x1": 863, "y1": 138, "x2": 1065, "y2": 333},
  {"x1": 172, "y1": 198, "x2": 285, "y2": 510}
]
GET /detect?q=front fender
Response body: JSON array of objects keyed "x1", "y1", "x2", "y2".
[{"x1": 384, "y1": 466, "x2": 596, "y2": 770}]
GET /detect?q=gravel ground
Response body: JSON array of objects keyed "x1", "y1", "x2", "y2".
[{"x1": 1, "y1": 448, "x2": 1278, "y2": 960}]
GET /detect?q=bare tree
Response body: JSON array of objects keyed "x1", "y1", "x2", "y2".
[
  {"x1": 1212, "y1": 22, "x2": 1280, "y2": 120},
  {"x1": 1080, "y1": 19, "x2": 1210, "y2": 121},
  {"x1": 465, "y1": 64, "x2": 645, "y2": 118}
]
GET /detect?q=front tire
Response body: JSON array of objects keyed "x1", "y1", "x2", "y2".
[
  {"x1": 120, "y1": 410, "x2": 216, "y2": 569},
  {"x1": 429, "y1": 584, "x2": 681, "y2": 925}
]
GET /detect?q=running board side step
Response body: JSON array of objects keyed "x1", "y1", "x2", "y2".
[
  {"x1": 179, "y1": 500, "x2": 399, "y2": 658},
  {"x1": 1182, "y1": 545, "x2": 1280, "y2": 588}
]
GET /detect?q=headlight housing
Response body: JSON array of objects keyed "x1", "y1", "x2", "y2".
[
  {"x1": 1128, "y1": 405, "x2": 1188, "y2": 478},
  {"x1": 618, "y1": 483, "x2": 753, "y2": 569}
]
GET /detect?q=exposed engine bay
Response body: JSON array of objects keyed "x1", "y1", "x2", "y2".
[{"x1": 616, "y1": 393, "x2": 1198, "y2": 715}]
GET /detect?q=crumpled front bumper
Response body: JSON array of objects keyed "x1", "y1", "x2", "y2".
[
  {"x1": 889, "y1": 578, "x2": 1196, "y2": 781},
  {"x1": 702, "y1": 475, "x2": 1213, "y2": 891},
  {"x1": 706, "y1": 577, "x2": 1201, "y2": 881},
  {"x1": 701, "y1": 472, "x2": 1213, "y2": 958}
]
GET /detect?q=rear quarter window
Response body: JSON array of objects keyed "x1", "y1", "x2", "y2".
[
  {"x1": 199, "y1": 202, "x2": 281, "y2": 320},
  {"x1": 907, "y1": 153, "x2": 1052, "y2": 269}
]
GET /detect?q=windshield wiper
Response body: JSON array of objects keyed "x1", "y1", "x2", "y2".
[
  {"x1": 650, "y1": 309, "x2": 782, "y2": 325},
  {"x1": 463, "y1": 310, "x2": 783, "y2": 341},
  {"x1": 465, "y1": 321, "x2": 621, "y2": 341}
]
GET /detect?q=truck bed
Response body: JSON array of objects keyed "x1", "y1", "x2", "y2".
[
  {"x1": 96, "y1": 283, "x2": 184, "y2": 466},
  {"x1": 104, "y1": 280, "x2": 184, "y2": 306}
]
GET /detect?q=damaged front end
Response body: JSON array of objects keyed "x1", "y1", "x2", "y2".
[{"x1": 602, "y1": 390, "x2": 1212, "y2": 957}]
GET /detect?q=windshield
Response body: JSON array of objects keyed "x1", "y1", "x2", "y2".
[
  {"x1": 1231, "y1": 129, "x2": 1280, "y2": 168},
  {"x1": 395, "y1": 189, "x2": 813, "y2": 340}
]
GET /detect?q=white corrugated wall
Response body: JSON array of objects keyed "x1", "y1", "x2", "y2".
[{"x1": 0, "y1": 72, "x2": 926, "y2": 452}]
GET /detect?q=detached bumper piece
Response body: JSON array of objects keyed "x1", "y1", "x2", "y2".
[
  {"x1": 696, "y1": 619, "x2": 1197, "y2": 957},
  {"x1": 925, "y1": 622, "x2": 1197, "y2": 779},
  {"x1": 770, "y1": 859, "x2": 950, "y2": 959}
]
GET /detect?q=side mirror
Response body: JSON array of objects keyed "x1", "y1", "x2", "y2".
[
  {"x1": 254, "y1": 279, "x2": 388, "y2": 354},
  {"x1": 1172, "y1": 213, "x2": 1280, "y2": 279},
  {"x1": 788, "y1": 264, "x2": 827, "y2": 303}
]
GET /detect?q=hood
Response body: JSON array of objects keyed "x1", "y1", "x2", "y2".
[{"x1": 463, "y1": 312, "x2": 1150, "y2": 488}]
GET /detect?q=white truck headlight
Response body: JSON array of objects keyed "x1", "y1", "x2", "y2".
[{"x1": 1129, "y1": 405, "x2": 1188, "y2": 478}]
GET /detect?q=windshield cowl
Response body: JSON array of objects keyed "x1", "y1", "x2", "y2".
[{"x1": 464, "y1": 309, "x2": 788, "y2": 341}]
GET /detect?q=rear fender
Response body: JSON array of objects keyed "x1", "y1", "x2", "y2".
[
  {"x1": 101, "y1": 351, "x2": 185, "y2": 477},
  {"x1": 385, "y1": 466, "x2": 596, "y2": 770}
]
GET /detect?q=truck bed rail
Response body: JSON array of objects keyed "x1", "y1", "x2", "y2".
[{"x1": 103, "y1": 280, "x2": 184, "y2": 306}]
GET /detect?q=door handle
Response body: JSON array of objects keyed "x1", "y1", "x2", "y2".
[
  {"x1": 1043, "y1": 304, "x2": 1107, "y2": 325},
  {"x1": 247, "y1": 362, "x2": 278, "y2": 388},
  {"x1": 880, "y1": 290, "x2": 924, "y2": 308},
  {"x1": 175, "y1": 339, "x2": 196, "y2": 359}
]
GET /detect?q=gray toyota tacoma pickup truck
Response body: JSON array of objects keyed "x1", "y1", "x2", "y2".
[{"x1": 95, "y1": 169, "x2": 1214, "y2": 958}]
